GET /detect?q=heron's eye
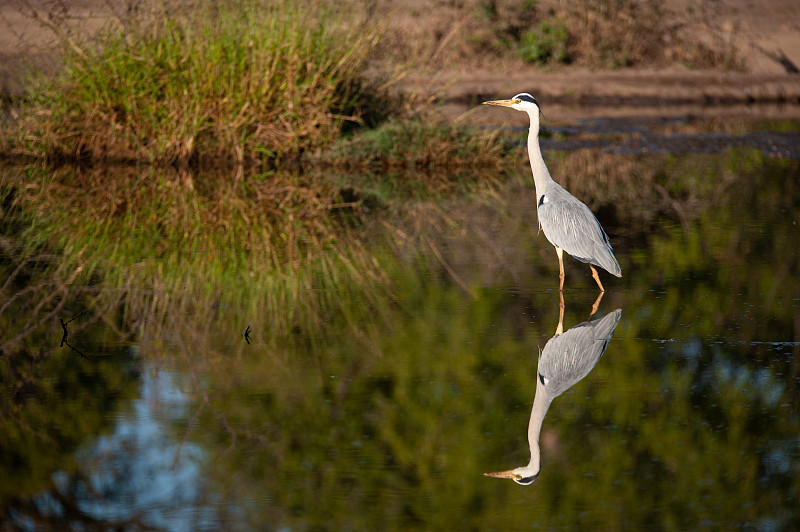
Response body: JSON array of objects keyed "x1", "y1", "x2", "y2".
[{"x1": 514, "y1": 99, "x2": 521, "y2": 104}]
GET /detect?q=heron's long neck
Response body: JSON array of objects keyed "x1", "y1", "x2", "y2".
[
  {"x1": 526, "y1": 376, "x2": 554, "y2": 471},
  {"x1": 527, "y1": 117, "x2": 553, "y2": 198}
]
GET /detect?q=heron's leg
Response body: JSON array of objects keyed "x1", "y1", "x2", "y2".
[
  {"x1": 590, "y1": 291, "x2": 604, "y2": 318},
  {"x1": 590, "y1": 265, "x2": 605, "y2": 292},
  {"x1": 555, "y1": 246, "x2": 565, "y2": 291},
  {"x1": 556, "y1": 291, "x2": 565, "y2": 336}
]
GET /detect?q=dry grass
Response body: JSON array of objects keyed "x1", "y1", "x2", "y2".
[
  {"x1": 557, "y1": 0, "x2": 742, "y2": 69},
  {"x1": 557, "y1": 0, "x2": 666, "y2": 68}
]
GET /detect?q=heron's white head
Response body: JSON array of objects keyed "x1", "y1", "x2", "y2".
[
  {"x1": 483, "y1": 464, "x2": 539, "y2": 486},
  {"x1": 482, "y1": 93, "x2": 540, "y2": 114}
]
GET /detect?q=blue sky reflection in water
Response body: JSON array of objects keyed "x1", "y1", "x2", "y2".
[
  {"x1": 62, "y1": 361, "x2": 215, "y2": 530},
  {"x1": 1, "y1": 136, "x2": 799, "y2": 529}
]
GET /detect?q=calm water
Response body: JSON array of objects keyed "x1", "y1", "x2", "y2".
[{"x1": 2, "y1": 118, "x2": 799, "y2": 530}]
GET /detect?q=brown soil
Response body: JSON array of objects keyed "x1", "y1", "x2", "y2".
[
  {"x1": 379, "y1": 0, "x2": 800, "y2": 123},
  {"x1": 2, "y1": 0, "x2": 799, "y2": 122}
]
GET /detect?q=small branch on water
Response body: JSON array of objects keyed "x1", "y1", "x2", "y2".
[{"x1": 60, "y1": 308, "x2": 89, "y2": 359}]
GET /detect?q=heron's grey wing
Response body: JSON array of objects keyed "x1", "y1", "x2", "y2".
[
  {"x1": 537, "y1": 187, "x2": 621, "y2": 277},
  {"x1": 538, "y1": 309, "x2": 622, "y2": 398}
]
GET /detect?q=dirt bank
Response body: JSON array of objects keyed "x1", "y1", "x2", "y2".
[
  {"x1": 384, "y1": 0, "x2": 800, "y2": 122},
  {"x1": 412, "y1": 69, "x2": 800, "y2": 124}
]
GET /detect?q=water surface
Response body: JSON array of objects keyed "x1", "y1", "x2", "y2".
[{"x1": 1, "y1": 119, "x2": 799, "y2": 530}]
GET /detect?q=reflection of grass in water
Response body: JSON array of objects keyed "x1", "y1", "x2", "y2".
[
  {"x1": 1, "y1": 114, "x2": 508, "y2": 341},
  {"x1": 2, "y1": 147, "x2": 794, "y2": 341},
  {"x1": 2, "y1": 165, "x2": 390, "y2": 340}
]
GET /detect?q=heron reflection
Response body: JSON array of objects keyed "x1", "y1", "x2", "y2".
[{"x1": 484, "y1": 307, "x2": 622, "y2": 485}]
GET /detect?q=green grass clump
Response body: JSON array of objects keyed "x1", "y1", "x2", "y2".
[
  {"x1": 322, "y1": 118, "x2": 508, "y2": 170},
  {"x1": 16, "y1": 1, "x2": 381, "y2": 165}
]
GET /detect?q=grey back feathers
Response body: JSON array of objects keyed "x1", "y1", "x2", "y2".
[
  {"x1": 537, "y1": 183, "x2": 622, "y2": 277},
  {"x1": 538, "y1": 309, "x2": 622, "y2": 399}
]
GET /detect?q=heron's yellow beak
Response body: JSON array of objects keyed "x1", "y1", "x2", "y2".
[
  {"x1": 483, "y1": 470, "x2": 518, "y2": 479},
  {"x1": 482, "y1": 99, "x2": 515, "y2": 107}
]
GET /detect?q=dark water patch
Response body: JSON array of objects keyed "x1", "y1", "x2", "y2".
[{"x1": 490, "y1": 116, "x2": 800, "y2": 158}]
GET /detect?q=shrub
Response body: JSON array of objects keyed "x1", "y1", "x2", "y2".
[
  {"x1": 518, "y1": 19, "x2": 571, "y2": 65},
  {"x1": 16, "y1": 1, "x2": 382, "y2": 165}
]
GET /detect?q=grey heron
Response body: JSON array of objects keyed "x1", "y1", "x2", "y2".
[
  {"x1": 484, "y1": 308, "x2": 622, "y2": 485},
  {"x1": 482, "y1": 93, "x2": 621, "y2": 292}
]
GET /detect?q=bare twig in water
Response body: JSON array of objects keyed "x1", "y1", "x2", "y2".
[{"x1": 60, "y1": 309, "x2": 88, "y2": 359}]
